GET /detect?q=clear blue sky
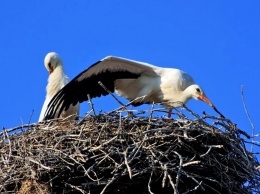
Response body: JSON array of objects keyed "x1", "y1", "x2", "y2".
[{"x1": 0, "y1": 1, "x2": 259, "y2": 155}]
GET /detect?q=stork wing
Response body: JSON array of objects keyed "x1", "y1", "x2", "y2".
[{"x1": 43, "y1": 56, "x2": 159, "y2": 120}]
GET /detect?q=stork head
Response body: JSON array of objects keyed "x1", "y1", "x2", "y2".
[
  {"x1": 188, "y1": 84, "x2": 214, "y2": 107},
  {"x1": 44, "y1": 52, "x2": 63, "y2": 74}
]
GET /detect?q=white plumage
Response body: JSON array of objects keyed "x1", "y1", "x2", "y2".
[
  {"x1": 43, "y1": 56, "x2": 214, "y2": 120},
  {"x1": 39, "y1": 52, "x2": 79, "y2": 121}
]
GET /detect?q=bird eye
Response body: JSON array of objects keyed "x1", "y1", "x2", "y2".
[
  {"x1": 48, "y1": 62, "x2": 52, "y2": 69},
  {"x1": 196, "y1": 88, "x2": 201, "y2": 93}
]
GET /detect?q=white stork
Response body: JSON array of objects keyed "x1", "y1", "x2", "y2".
[
  {"x1": 43, "y1": 56, "x2": 215, "y2": 120},
  {"x1": 38, "y1": 52, "x2": 79, "y2": 121}
]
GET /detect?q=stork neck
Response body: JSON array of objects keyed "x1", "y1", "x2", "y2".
[
  {"x1": 47, "y1": 66, "x2": 68, "y2": 98},
  {"x1": 180, "y1": 86, "x2": 194, "y2": 103}
]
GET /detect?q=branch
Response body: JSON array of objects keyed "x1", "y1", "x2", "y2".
[{"x1": 241, "y1": 85, "x2": 255, "y2": 152}]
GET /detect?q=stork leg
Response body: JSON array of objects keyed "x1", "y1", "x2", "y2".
[{"x1": 168, "y1": 108, "x2": 172, "y2": 118}]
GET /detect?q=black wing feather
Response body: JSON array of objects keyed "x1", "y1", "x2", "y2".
[{"x1": 43, "y1": 60, "x2": 141, "y2": 120}]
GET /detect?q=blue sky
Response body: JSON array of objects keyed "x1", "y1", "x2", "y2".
[{"x1": 0, "y1": 1, "x2": 259, "y2": 155}]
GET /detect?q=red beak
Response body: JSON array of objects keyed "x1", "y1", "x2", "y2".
[{"x1": 198, "y1": 94, "x2": 214, "y2": 107}]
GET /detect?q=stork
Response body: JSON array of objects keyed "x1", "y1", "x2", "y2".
[
  {"x1": 43, "y1": 56, "x2": 216, "y2": 120},
  {"x1": 39, "y1": 52, "x2": 79, "y2": 121}
]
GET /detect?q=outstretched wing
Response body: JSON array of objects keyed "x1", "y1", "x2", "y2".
[{"x1": 43, "y1": 56, "x2": 158, "y2": 120}]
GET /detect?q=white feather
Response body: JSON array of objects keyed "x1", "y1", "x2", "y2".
[{"x1": 39, "y1": 52, "x2": 79, "y2": 121}]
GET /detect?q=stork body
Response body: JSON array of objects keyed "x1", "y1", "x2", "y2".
[{"x1": 39, "y1": 52, "x2": 79, "y2": 121}]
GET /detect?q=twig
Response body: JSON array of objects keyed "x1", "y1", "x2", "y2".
[
  {"x1": 148, "y1": 171, "x2": 155, "y2": 194},
  {"x1": 98, "y1": 81, "x2": 124, "y2": 106},
  {"x1": 104, "y1": 95, "x2": 148, "y2": 116},
  {"x1": 65, "y1": 183, "x2": 86, "y2": 194},
  {"x1": 212, "y1": 106, "x2": 225, "y2": 118},
  {"x1": 161, "y1": 163, "x2": 167, "y2": 188},
  {"x1": 100, "y1": 176, "x2": 117, "y2": 194},
  {"x1": 89, "y1": 136, "x2": 118, "y2": 151},
  {"x1": 123, "y1": 149, "x2": 132, "y2": 179},
  {"x1": 143, "y1": 127, "x2": 172, "y2": 134},
  {"x1": 2, "y1": 128, "x2": 12, "y2": 166},
  {"x1": 183, "y1": 104, "x2": 200, "y2": 119},
  {"x1": 183, "y1": 160, "x2": 201, "y2": 167},
  {"x1": 27, "y1": 157, "x2": 52, "y2": 170},
  {"x1": 0, "y1": 123, "x2": 38, "y2": 136},
  {"x1": 183, "y1": 181, "x2": 203, "y2": 194},
  {"x1": 203, "y1": 113, "x2": 251, "y2": 139},
  {"x1": 77, "y1": 109, "x2": 93, "y2": 125},
  {"x1": 174, "y1": 151, "x2": 183, "y2": 190},
  {"x1": 168, "y1": 173, "x2": 178, "y2": 194},
  {"x1": 241, "y1": 85, "x2": 255, "y2": 152},
  {"x1": 182, "y1": 171, "x2": 205, "y2": 191},
  {"x1": 28, "y1": 109, "x2": 34, "y2": 124},
  {"x1": 87, "y1": 94, "x2": 96, "y2": 116},
  {"x1": 200, "y1": 145, "x2": 223, "y2": 158}
]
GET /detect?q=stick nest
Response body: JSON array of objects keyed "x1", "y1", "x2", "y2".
[{"x1": 1, "y1": 108, "x2": 259, "y2": 194}]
